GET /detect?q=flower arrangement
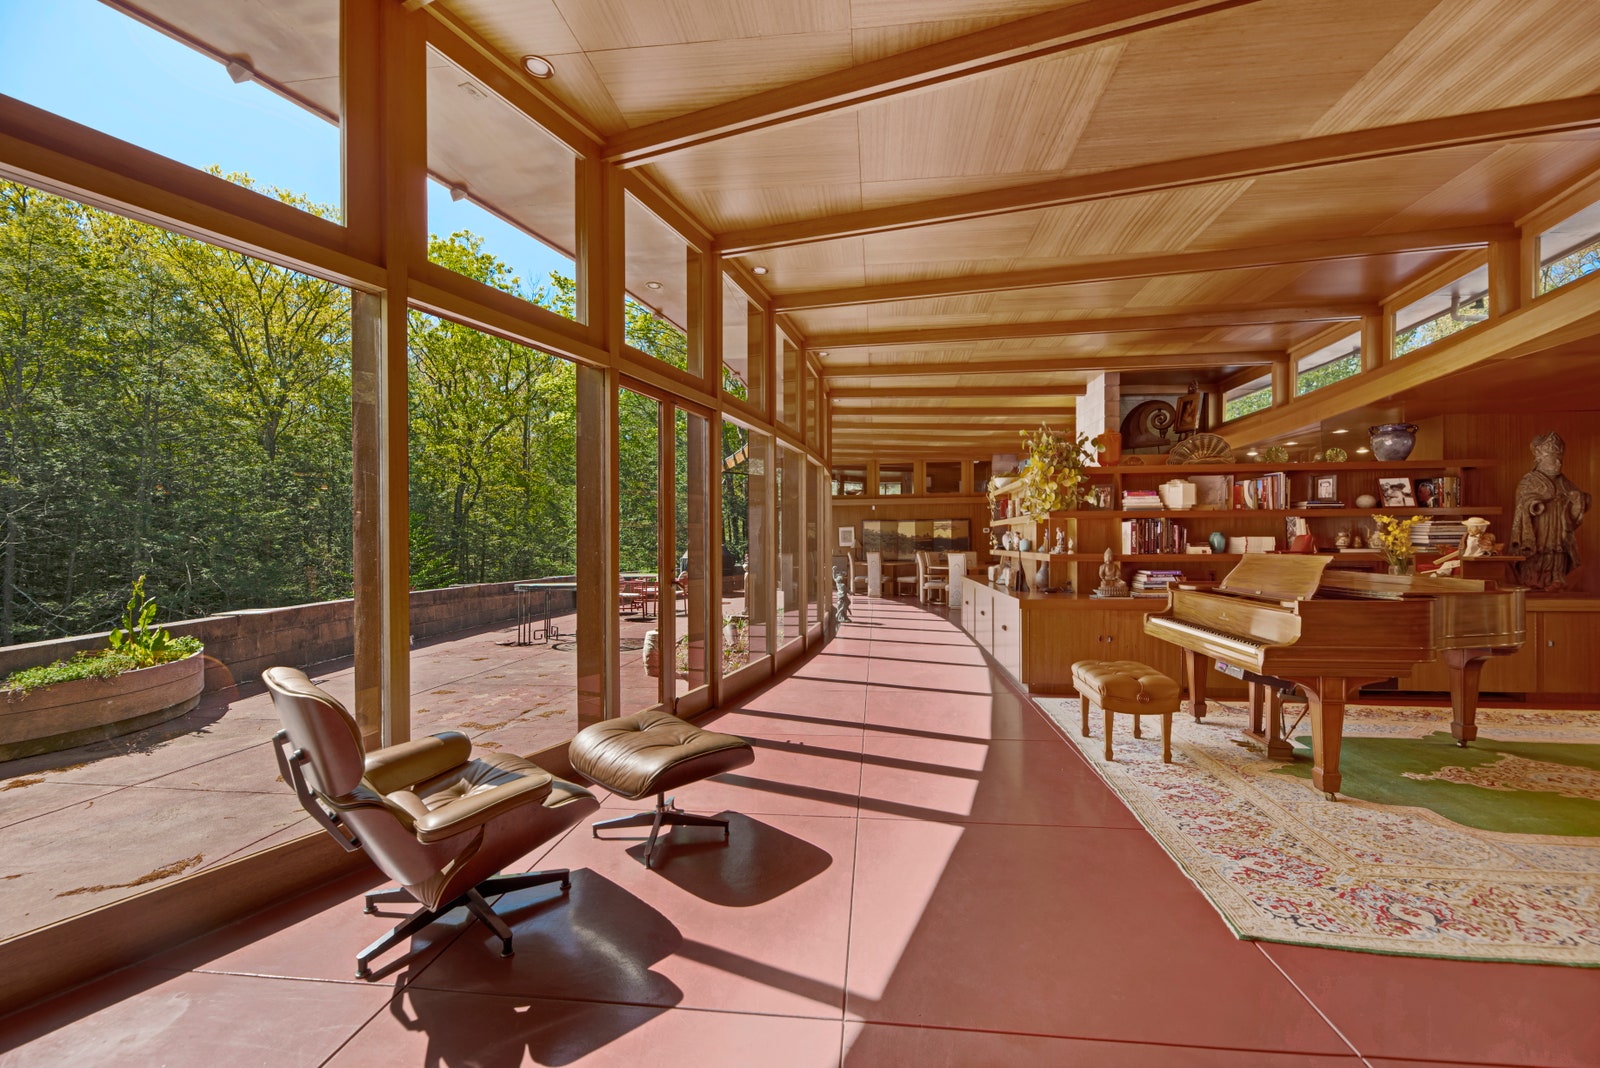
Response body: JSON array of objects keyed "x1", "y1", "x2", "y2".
[
  {"x1": 1017, "y1": 425, "x2": 1094, "y2": 521},
  {"x1": 1370, "y1": 514, "x2": 1423, "y2": 574}
]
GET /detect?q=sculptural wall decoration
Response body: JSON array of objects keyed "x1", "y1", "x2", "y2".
[{"x1": 1509, "y1": 432, "x2": 1590, "y2": 591}]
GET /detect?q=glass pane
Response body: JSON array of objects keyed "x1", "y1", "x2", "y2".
[
  {"x1": 777, "y1": 446, "x2": 804, "y2": 653},
  {"x1": 807, "y1": 463, "x2": 821, "y2": 627},
  {"x1": 677, "y1": 411, "x2": 711, "y2": 702},
  {"x1": 625, "y1": 193, "x2": 700, "y2": 375},
  {"x1": 1538, "y1": 200, "x2": 1600, "y2": 294},
  {"x1": 745, "y1": 429, "x2": 774, "y2": 664},
  {"x1": 925, "y1": 461, "x2": 963, "y2": 494},
  {"x1": 722, "y1": 275, "x2": 764, "y2": 408},
  {"x1": 1296, "y1": 334, "x2": 1361, "y2": 396},
  {"x1": 0, "y1": 179, "x2": 351, "y2": 936},
  {"x1": 619, "y1": 389, "x2": 662, "y2": 714},
  {"x1": 831, "y1": 465, "x2": 866, "y2": 496},
  {"x1": 878, "y1": 463, "x2": 914, "y2": 496},
  {"x1": 779, "y1": 331, "x2": 800, "y2": 427},
  {"x1": 408, "y1": 312, "x2": 580, "y2": 749},
  {"x1": 1224, "y1": 379, "x2": 1271, "y2": 421},
  {"x1": 427, "y1": 46, "x2": 578, "y2": 319},
  {"x1": 1394, "y1": 265, "x2": 1489, "y2": 356},
  {"x1": 974, "y1": 459, "x2": 994, "y2": 493},
  {"x1": 0, "y1": 0, "x2": 342, "y2": 220},
  {"x1": 719, "y1": 419, "x2": 752, "y2": 677},
  {"x1": 805, "y1": 367, "x2": 820, "y2": 445}
]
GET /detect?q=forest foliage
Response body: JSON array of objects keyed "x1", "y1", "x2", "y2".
[{"x1": 0, "y1": 178, "x2": 747, "y2": 646}]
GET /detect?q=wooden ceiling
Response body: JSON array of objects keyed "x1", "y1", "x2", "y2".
[{"x1": 127, "y1": 0, "x2": 1600, "y2": 462}]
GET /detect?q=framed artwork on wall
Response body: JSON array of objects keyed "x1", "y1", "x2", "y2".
[{"x1": 838, "y1": 526, "x2": 855, "y2": 548}]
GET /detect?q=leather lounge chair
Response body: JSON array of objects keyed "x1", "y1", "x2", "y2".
[{"x1": 264, "y1": 666, "x2": 598, "y2": 978}]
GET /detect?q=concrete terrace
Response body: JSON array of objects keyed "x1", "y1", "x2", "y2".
[{"x1": 0, "y1": 594, "x2": 756, "y2": 941}]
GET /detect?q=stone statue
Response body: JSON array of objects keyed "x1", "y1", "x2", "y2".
[
  {"x1": 832, "y1": 566, "x2": 852, "y2": 623},
  {"x1": 1094, "y1": 547, "x2": 1129, "y2": 598},
  {"x1": 1510, "y1": 432, "x2": 1590, "y2": 591}
]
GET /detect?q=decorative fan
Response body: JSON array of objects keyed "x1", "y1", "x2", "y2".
[{"x1": 1167, "y1": 433, "x2": 1234, "y2": 464}]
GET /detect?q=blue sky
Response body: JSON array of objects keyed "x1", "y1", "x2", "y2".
[{"x1": 0, "y1": 0, "x2": 571, "y2": 288}]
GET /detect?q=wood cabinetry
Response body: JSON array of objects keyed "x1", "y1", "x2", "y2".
[{"x1": 1535, "y1": 603, "x2": 1600, "y2": 695}]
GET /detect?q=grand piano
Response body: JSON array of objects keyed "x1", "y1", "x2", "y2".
[{"x1": 1144, "y1": 554, "x2": 1525, "y2": 799}]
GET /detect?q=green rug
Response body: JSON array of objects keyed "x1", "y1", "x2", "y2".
[
  {"x1": 1036, "y1": 699, "x2": 1600, "y2": 966},
  {"x1": 1275, "y1": 732, "x2": 1600, "y2": 838}
]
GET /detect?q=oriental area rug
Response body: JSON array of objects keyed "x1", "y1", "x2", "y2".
[{"x1": 1034, "y1": 697, "x2": 1600, "y2": 966}]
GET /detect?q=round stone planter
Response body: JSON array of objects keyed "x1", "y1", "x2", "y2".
[{"x1": 0, "y1": 649, "x2": 205, "y2": 762}]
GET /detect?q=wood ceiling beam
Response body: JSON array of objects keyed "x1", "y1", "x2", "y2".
[
  {"x1": 821, "y1": 351, "x2": 1274, "y2": 378},
  {"x1": 602, "y1": 0, "x2": 1264, "y2": 166},
  {"x1": 809, "y1": 303, "x2": 1371, "y2": 350},
  {"x1": 829, "y1": 385, "x2": 1085, "y2": 399},
  {"x1": 828, "y1": 405, "x2": 1075, "y2": 417},
  {"x1": 773, "y1": 226, "x2": 1518, "y2": 312},
  {"x1": 719, "y1": 95, "x2": 1600, "y2": 254}
]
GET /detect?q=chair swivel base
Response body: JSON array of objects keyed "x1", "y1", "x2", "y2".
[
  {"x1": 355, "y1": 867, "x2": 572, "y2": 978},
  {"x1": 592, "y1": 791, "x2": 730, "y2": 868}
]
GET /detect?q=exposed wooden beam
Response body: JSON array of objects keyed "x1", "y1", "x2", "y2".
[
  {"x1": 821, "y1": 351, "x2": 1274, "y2": 378},
  {"x1": 719, "y1": 95, "x2": 1600, "y2": 254},
  {"x1": 829, "y1": 385, "x2": 1085, "y2": 399},
  {"x1": 828, "y1": 405, "x2": 1074, "y2": 418},
  {"x1": 773, "y1": 226, "x2": 1518, "y2": 312},
  {"x1": 809, "y1": 304, "x2": 1371, "y2": 350},
  {"x1": 603, "y1": 0, "x2": 1264, "y2": 166}
]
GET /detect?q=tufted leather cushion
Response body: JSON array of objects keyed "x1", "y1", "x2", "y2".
[
  {"x1": 1071, "y1": 659, "x2": 1181, "y2": 715},
  {"x1": 570, "y1": 708, "x2": 754, "y2": 801},
  {"x1": 384, "y1": 752, "x2": 556, "y2": 844}
]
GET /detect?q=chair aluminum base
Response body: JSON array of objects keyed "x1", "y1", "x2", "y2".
[
  {"x1": 591, "y1": 791, "x2": 730, "y2": 868},
  {"x1": 355, "y1": 867, "x2": 571, "y2": 978}
]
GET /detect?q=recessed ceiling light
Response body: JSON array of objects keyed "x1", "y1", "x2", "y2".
[
  {"x1": 817, "y1": 351, "x2": 830, "y2": 356},
  {"x1": 644, "y1": 280, "x2": 663, "y2": 290},
  {"x1": 521, "y1": 55, "x2": 554, "y2": 79},
  {"x1": 752, "y1": 266, "x2": 768, "y2": 275},
  {"x1": 1355, "y1": 446, "x2": 1371, "y2": 454},
  {"x1": 1246, "y1": 450, "x2": 1259, "y2": 457},
  {"x1": 1331, "y1": 428, "x2": 1349, "y2": 435},
  {"x1": 1283, "y1": 441, "x2": 1298, "y2": 446}
]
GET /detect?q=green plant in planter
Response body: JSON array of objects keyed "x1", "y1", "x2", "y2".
[
  {"x1": 1017, "y1": 425, "x2": 1095, "y2": 521},
  {"x1": 3, "y1": 576, "x2": 201, "y2": 694}
]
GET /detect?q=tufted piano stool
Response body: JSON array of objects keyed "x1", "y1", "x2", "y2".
[
  {"x1": 1071, "y1": 659, "x2": 1182, "y2": 763},
  {"x1": 568, "y1": 709, "x2": 754, "y2": 867}
]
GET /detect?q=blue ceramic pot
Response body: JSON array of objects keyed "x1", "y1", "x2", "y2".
[
  {"x1": 1368, "y1": 423, "x2": 1419, "y2": 462},
  {"x1": 1208, "y1": 531, "x2": 1227, "y2": 554}
]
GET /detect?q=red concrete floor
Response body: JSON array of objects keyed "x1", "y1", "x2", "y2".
[{"x1": 3, "y1": 595, "x2": 1598, "y2": 1066}]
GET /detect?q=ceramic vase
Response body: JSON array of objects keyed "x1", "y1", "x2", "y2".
[
  {"x1": 1368, "y1": 423, "x2": 1419, "y2": 462},
  {"x1": 1208, "y1": 531, "x2": 1227, "y2": 554}
]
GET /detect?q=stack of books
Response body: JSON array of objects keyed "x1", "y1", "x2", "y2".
[
  {"x1": 1122, "y1": 489, "x2": 1164, "y2": 510},
  {"x1": 1409, "y1": 520, "x2": 1466, "y2": 551},
  {"x1": 1131, "y1": 569, "x2": 1184, "y2": 598},
  {"x1": 1234, "y1": 471, "x2": 1288, "y2": 510}
]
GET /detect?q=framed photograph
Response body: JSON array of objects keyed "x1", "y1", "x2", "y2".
[
  {"x1": 1414, "y1": 477, "x2": 1438, "y2": 508},
  {"x1": 838, "y1": 526, "x2": 855, "y2": 548},
  {"x1": 1174, "y1": 391, "x2": 1203, "y2": 432},
  {"x1": 1313, "y1": 474, "x2": 1338, "y2": 502},
  {"x1": 1377, "y1": 476, "x2": 1415, "y2": 508}
]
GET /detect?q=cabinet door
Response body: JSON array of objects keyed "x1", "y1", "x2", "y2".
[
  {"x1": 966, "y1": 583, "x2": 994, "y2": 653},
  {"x1": 1539, "y1": 612, "x2": 1600, "y2": 695},
  {"x1": 992, "y1": 593, "x2": 1022, "y2": 680}
]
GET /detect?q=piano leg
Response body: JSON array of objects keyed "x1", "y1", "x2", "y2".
[
  {"x1": 1245, "y1": 682, "x2": 1296, "y2": 761},
  {"x1": 1184, "y1": 649, "x2": 1207, "y2": 721},
  {"x1": 1248, "y1": 682, "x2": 1265, "y2": 734},
  {"x1": 1444, "y1": 647, "x2": 1510, "y2": 747},
  {"x1": 1303, "y1": 678, "x2": 1348, "y2": 801}
]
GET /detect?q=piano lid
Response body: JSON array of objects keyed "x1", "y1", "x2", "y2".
[{"x1": 1217, "y1": 554, "x2": 1331, "y2": 602}]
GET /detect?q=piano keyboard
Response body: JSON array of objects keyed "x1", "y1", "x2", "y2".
[{"x1": 1146, "y1": 617, "x2": 1273, "y2": 664}]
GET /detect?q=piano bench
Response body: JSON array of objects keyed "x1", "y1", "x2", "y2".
[{"x1": 1070, "y1": 660, "x2": 1181, "y2": 764}]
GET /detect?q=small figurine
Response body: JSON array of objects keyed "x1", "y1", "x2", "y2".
[
  {"x1": 1054, "y1": 528, "x2": 1067, "y2": 554},
  {"x1": 1334, "y1": 531, "x2": 1350, "y2": 550},
  {"x1": 832, "y1": 566, "x2": 853, "y2": 623},
  {"x1": 1094, "y1": 547, "x2": 1129, "y2": 598},
  {"x1": 1460, "y1": 517, "x2": 1498, "y2": 558}
]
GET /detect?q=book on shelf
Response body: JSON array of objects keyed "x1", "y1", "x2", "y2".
[
  {"x1": 1121, "y1": 489, "x2": 1164, "y2": 510},
  {"x1": 1120, "y1": 517, "x2": 1189, "y2": 554},
  {"x1": 1233, "y1": 471, "x2": 1288, "y2": 510},
  {"x1": 1293, "y1": 500, "x2": 1345, "y2": 508},
  {"x1": 1226, "y1": 535, "x2": 1278, "y2": 554}
]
